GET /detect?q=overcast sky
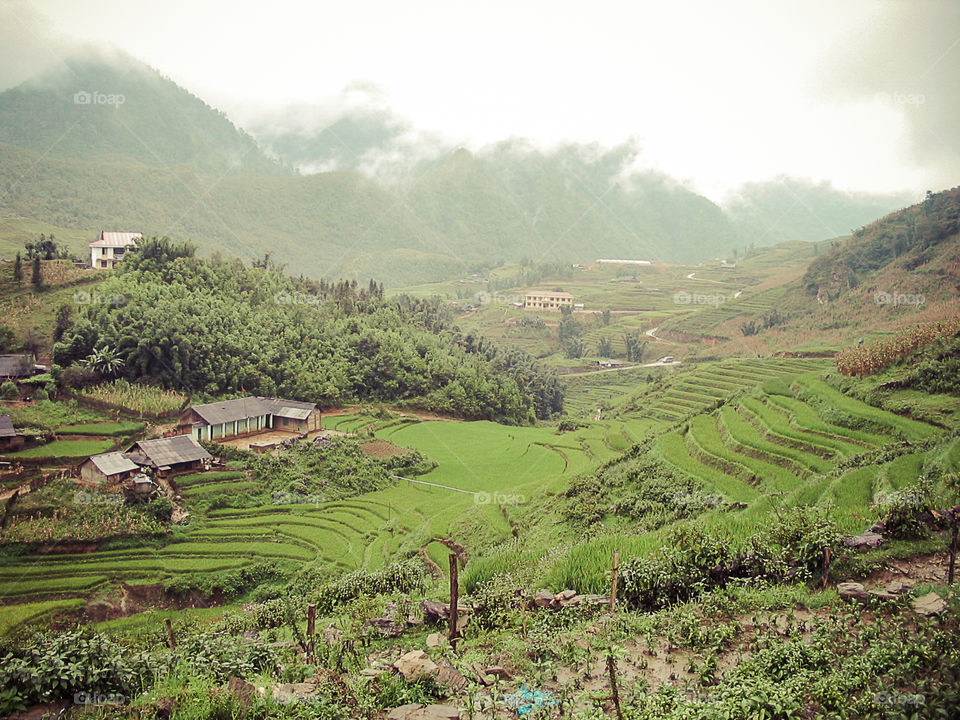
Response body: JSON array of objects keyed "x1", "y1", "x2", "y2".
[{"x1": 2, "y1": 0, "x2": 957, "y2": 201}]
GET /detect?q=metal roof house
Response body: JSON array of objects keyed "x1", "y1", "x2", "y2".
[
  {"x1": 125, "y1": 435, "x2": 211, "y2": 475},
  {"x1": 0, "y1": 354, "x2": 43, "y2": 380},
  {"x1": 90, "y1": 231, "x2": 141, "y2": 270},
  {"x1": 80, "y1": 451, "x2": 140, "y2": 484},
  {"x1": 176, "y1": 396, "x2": 321, "y2": 442},
  {"x1": 0, "y1": 414, "x2": 24, "y2": 453}
]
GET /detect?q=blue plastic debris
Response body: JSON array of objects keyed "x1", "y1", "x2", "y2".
[{"x1": 503, "y1": 685, "x2": 558, "y2": 716}]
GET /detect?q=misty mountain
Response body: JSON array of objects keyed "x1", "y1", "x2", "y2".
[
  {"x1": 0, "y1": 51, "x2": 913, "y2": 284},
  {"x1": 725, "y1": 178, "x2": 914, "y2": 246},
  {"x1": 0, "y1": 53, "x2": 284, "y2": 176}
]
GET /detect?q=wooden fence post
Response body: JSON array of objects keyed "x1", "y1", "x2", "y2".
[
  {"x1": 449, "y1": 553, "x2": 460, "y2": 646},
  {"x1": 165, "y1": 618, "x2": 176, "y2": 650},
  {"x1": 609, "y1": 550, "x2": 620, "y2": 613},
  {"x1": 949, "y1": 512, "x2": 958, "y2": 585},
  {"x1": 306, "y1": 604, "x2": 316, "y2": 660},
  {"x1": 820, "y1": 546, "x2": 832, "y2": 589}
]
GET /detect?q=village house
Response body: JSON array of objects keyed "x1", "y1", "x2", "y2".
[
  {"x1": 125, "y1": 435, "x2": 211, "y2": 476},
  {"x1": 176, "y1": 396, "x2": 321, "y2": 442},
  {"x1": 89, "y1": 231, "x2": 141, "y2": 270},
  {"x1": 0, "y1": 354, "x2": 44, "y2": 380},
  {"x1": 80, "y1": 451, "x2": 139, "y2": 485},
  {"x1": 0, "y1": 414, "x2": 24, "y2": 453},
  {"x1": 523, "y1": 291, "x2": 574, "y2": 311}
]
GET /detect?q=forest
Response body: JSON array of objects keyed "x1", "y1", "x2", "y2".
[{"x1": 51, "y1": 238, "x2": 563, "y2": 423}]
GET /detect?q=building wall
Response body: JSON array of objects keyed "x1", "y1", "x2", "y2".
[
  {"x1": 523, "y1": 293, "x2": 574, "y2": 311},
  {"x1": 90, "y1": 245, "x2": 134, "y2": 269}
]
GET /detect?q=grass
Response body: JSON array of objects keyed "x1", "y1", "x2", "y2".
[
  {"x1": 78, "y1": 380, "x2": 187, "y2": 417},
  {"x1": 56, "y1": 421, "x2": 145, "y2": 436},
  {"x1": 4, "y1": 438, "x2": 116, "y2": 458},
  {"x1": 0, "y1": 598, "x2": 86, "y2": 635}
]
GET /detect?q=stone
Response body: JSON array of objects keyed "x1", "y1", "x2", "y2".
[
  {"x1": 360, "y1": 668, "x2": 385, "y2": 677},
  {"x1": 272, "y1": 682, "x2": 318, "y2": 705},
  {"x1": 426, "y1": 632, "x2": 445, "y2": 648},
  {"x1": 484, "y1": 666, "x2": 511, "y2": 680},
  {"x1": 844, "y1": 532, "x2": 884, "y2": 549},
  {"x1": 394, "y1": 650, "x2": 439, "y2": 680},
  {"x1": 911, "y1": 592, "x2": 947, "y2": 616},
  {"x1": 837, "y1": 582, "x2": 870, "y2": 602},
  {"x1": 387, "y1": 704, "x2": 462, "y2": 720},
  {"x1": 365, "y1": 617, "x2": 405, "y2": 637},
  {"x1": 558, "y1": 589, "x2": 577, "y2": 601},
  {"x1": 226, "y1": 677, "x2": 255, "y2": 706},
  {"x1": 870, "y1": 589, "x2": 899, "y2": 601},
  {"x1": 434, "y1": 657, "x2": 468, "y2": 691},
  {"x1": 533, "y1": 589, "x2": 555, "y2": 608},
  {"x1": 886, "y1": 580, "x2": 913, "y2": 595}
]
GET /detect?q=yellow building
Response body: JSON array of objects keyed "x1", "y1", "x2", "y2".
[{"x1": 524, "y1": 291, "x2": 574, "y2": 311}]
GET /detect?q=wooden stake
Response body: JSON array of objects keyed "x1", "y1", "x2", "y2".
[
  {"x1": 606, "y1": 651, "x2": 624, "y2": 720},
  {"x1": 165, "y1": 618, "x2": 176, "y2": 650},
  {"x1": 820, "y1": 546, "x2": 832, "y2": 589},
  {"x1": 949, "y1": 513, "x2": 958, "y2": 585},
  {"x1": 609, "y1": 550, "x2": 620, "y2": 613},
  {"x1": 306, "y1": 604, "x2": 316, "y2": 660},
  {"x1": 449, "y1": 553, "x2": 460, "y2": 646}
]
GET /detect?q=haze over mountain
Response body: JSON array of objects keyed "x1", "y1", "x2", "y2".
[{"x1": 0, "y1": 51, "x2": 915, "y2": 285}]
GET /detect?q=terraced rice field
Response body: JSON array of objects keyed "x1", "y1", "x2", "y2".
[
  {"x1": 661, "y1": 286, "x2": 788, "y2": 338},
  {"x1": 634, "y1": 358, "x2": 831, "y2": 422},
  {"x1": 0, "y1": 419, "x2": 616, "y2": 606}
]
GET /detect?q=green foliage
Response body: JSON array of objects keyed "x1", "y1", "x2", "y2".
[
  {"x1": 53, "y1": 245, "x2": 561, "y2": 422},
  {"x1": 292, "y1": 559, "x2": 427, "y2": 614},
  {"x1": 0, "y1": 380, "x2": 19, "y2": 400},
  {"x1": 148, "y1": 495, "x2": 173, "y2": 523}
]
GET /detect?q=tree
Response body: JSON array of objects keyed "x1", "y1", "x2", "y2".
[
  {"x1": 54, "y1": 305, "x2": 73, "y2": 342},
  {"x1": 83, "y1": 346, "x2": 124, "y2": 378},
  {"x1": 623, "y1": 332, "x2": 645, "y2": 362},
  {"x1": 12, "y1": 253, "x2": 22, "y2": 284},
  {"x1": 598, "y1": 336, "x2": 613, "y2": 358},
  {"x1": 31, "y1": 256, "x2": 43, "y2": 289},
  {"x1": 602, "y1": 308, "x2": 611, "y2": 326}
]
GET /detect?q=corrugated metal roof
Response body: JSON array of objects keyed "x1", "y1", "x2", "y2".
[
  {"x1": 131, "y1": 435, "x2": 211, "y2": 468},
  {"x1": 189, "y1": 396, "x2": 316, "y2": 426},
  {"x1": 0, "y1": 414, "x2": 17, "y2": 438},
  {"x1": 88, "y1": 452, "x2": 139, "y2": 476},
  {"x1": 91, "y1": 231, "x2": 142, "y2": 248},
  {"x1": 0, "y1": 354, "x2": 34, "y2": 378}
]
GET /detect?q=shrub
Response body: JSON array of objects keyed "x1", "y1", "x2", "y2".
[
  {"x1": 0, "y1": 381, "x2": 19, "y2": 400},
  {"x1": 147, "y1": 495, "x2": 173, "y2": 522}
]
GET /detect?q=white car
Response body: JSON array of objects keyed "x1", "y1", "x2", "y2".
[{"x1": 659, "y1": 356, "x2": 675, "y2": 364}]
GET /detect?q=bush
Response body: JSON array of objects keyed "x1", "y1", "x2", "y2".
[
  {"x1": 148, "y1": 495, "x2": 173, "y2": 522},
  {"x1": 292, "y1": 559, "x2": 428, "y2": 614},
  {"x1": 0, "y1": 381, "x2": 19, "y2": 400}
]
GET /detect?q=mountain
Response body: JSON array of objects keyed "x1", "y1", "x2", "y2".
[
  {"x1": 0, "y1": 53, "x2": 283, "y2": 176},
  {"x1": 725, "y1": 177, "x2": 914, "y2": 247},
  {"x1": 0, "y1": 52, "x2": 913, "y2": 285}
]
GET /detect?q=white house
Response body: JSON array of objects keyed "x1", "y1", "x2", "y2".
[{"x1": 90, "y1": 231, "x2": 141, "y2": 269}]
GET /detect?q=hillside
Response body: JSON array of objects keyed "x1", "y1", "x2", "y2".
[{"x1": 0, "y1": 54, "x2": 283, "y2": 176}]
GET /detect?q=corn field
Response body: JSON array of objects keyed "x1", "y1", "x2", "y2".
[{"x1": 836, "y1": 317, "x2": 960, "y2": 377}]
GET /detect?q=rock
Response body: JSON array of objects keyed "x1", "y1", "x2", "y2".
[
  {"x1": 360, "y1": 668, "x2": 385, "y2": 677},
  {"x1": 870, "y1": 589, "x2": 900, "y2": 601},
  {"x1": 886, "y1": 580, "x2": 913, "y2": 595},
  {"x1": 394, "y1": 650, "x2": 439, "y2": 680},
  {"x1": 558, "y1": 589, "x2": 577, "y2": 600},
  {"x1": 226, "y1": 677, "x2": 255, "y2": 706},
  {"x1": 484, "y1": 666, "x2": 511, "y2": 680},
  {"x1": 272, "y1": 682, "x2": 317, "y2": 704},
  {"x1": 434, "y1": 657, "x2": 468, "y2": 691},
  {"x1": 911, "y1": 591, "x2": 947, "y2": 616},
  {"x1": 322, "y1": 625, "x2": 343, "y2": 646},
  {"x1": 406, "y1": 615, "x2": 423, "y2": 626},
  {"x1": 837, "y1": 582, "x2": 870, "y2": 602},
  {"x1": 240, "y1": 630, "x2": 260, "y2": 642},
  {"x1": 844, "y1": 532, "x2": 883, "y2": 549},
  {"x1": 155, "y1": 698, "x2": 176, "y2": 719},
  {"x1": 365, "y1": 617, "x2": 405, "y2": 637},
  {"x1": 387, "y1": 704, "x2": 462, "y2": 720},
  {"x1": 533, "y1": 589, "x2": 555, "y2": 608},
  {"x1": 426, "y1": 632, "x2": 445, "y2": 648}
]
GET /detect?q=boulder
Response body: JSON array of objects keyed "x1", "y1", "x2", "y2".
[
  {"x1": 837, "y1": 582, "x2": 870, "y2": 602},
  {"x1": 844, "y1": 532, "x2": 884, "y2": 549},
  {"x1": 886, "y1": 580, "x2": 913, "y2": 595},
  {"x1": 533, "y1": 589, "x2": 555, "y2": 608},
  {"x1": 426, "y1": 632, "x2": 445, "y2": 648},
  {"x1": 434, "y1": 657, "x2": 468, "y2": 691},
  {"x1": 272, "y1": 682, "x2": 317, "y2": 705},
  {"x1": 394, "y1": 650, "x2": 438, "y2": 680},
  {"x1": 364, "y1": 617, "x2": 405, "y2": 637},
  {"x1": 911, "y1": 592, "x2": 947, "y2": 616}
]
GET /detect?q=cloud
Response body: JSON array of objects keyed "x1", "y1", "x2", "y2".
[{"x1": 820, "y1": 0, "x2": 960, "y2": 190}]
